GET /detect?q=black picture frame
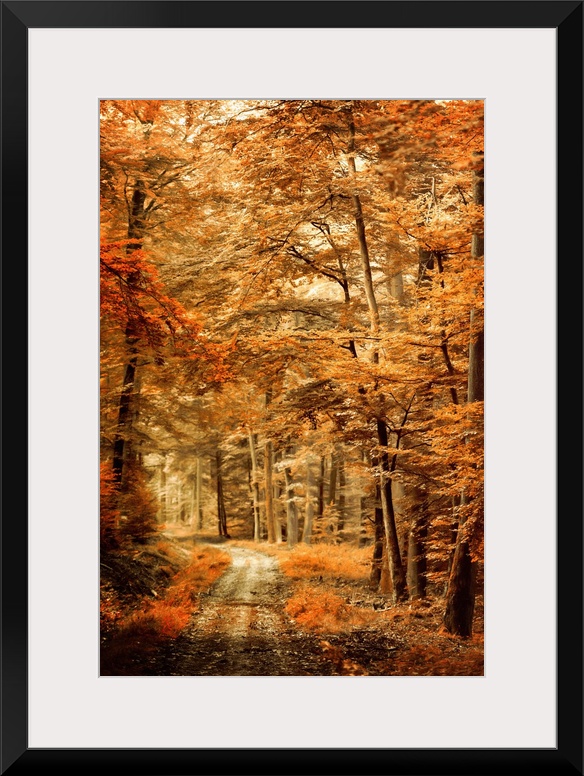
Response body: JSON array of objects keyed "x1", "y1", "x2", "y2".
[{"x1": 2, "y1": 2, "x2": 582, "y2": 774}]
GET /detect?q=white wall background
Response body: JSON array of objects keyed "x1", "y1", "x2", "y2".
[{"x1": 29, "y1": 27, "x2": 556, "y2": 749}]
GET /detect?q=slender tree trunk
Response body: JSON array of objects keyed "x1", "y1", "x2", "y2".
[
  {"x1": 377, "y1": 420, "x2": 408, "y2": 603},
  {"x1": 467, "y1": 156, "x2": 484, "y2": 405},
  {"x1": 338, "y1": 455, "x2": 346, "y2": 535},
  {"x1": 347, "y1": 113, "x2": 380, "y2": 339},
  {"x1": 273, "y1": 449, "x2": 284, "y2": 543},
  {"x1": 389, "y1": 271, "x2": 404, "y2": 306},
  {"x1": 468, "y1": 312, "x2": 484, "y2": 404},
  {"x1": 317, "y1": 456, "x2": 325, "y2": 523},
  {"x1": 196, "y1": 457, "x2": 203, "y2": 530},
  {"x1": 328, "y1": 454, "x2": 338, "y2": 506},
  {"x1": 189, "y1": 474, "x2": 196, "y2": 526},
  {"x1": 369, "y1": 495, "x2": 384, "y2": 590},
  {"x1": 444, "y1": 495, "x2": 461, "y2": 593},
  {"x1": 434, "y1": 251, "x2": 460, "y2": 405},
  {"x1": 264, "y1": 439, "x2": 276, "y2": 543},
  {"x1": 112, "y1": 336, "x2": 138, "y2": 486},
  {"x1": 178, "y1": 481, "x2": 185, "y2": 523},
  {"x1": 378, "y1": 476, "x2": 407, "y2": 602},
  {"x1": 444, "y1": 156, "x2": 484, "y2": 636},
  {"x1": 172, "y1": 482, "x2": 180, "y2": 523},
  {"x1": 263, "y1": 391, "x2": 280, "y2": 543},
  {"x1": 359, "y1": 490, "x2": 368, "y2": 547},
  {"x1": 215, "y1": 450, "x2": 229, "y2": 538},
  {"x1": 274, "y1": 484, "x2": 283, "y2": 542},
  {"x1": 406, "y1": 489, "x2": 428, "y2": 599},
  {"x1": 348, "y1": 109, "x2": 406, "y2": 592},
  {"x1": 158, "y1": 462, "x2": 167, "y2": 523},
  {"x1": 303, "y1": 459, "x2": 315, "y2": 545},
  {"x1": 328, "y1": 450, "x2": 338, "y2": 533},
  {"x1": 248, "y1": 429, "x2": 261, "y2": 542},
  {"x1": 284, "y1": 456, "x2": 299, "y2": 547},
  {"x1": 359, "y1": 449, "x2": 371, "y2": 547},
  {"x1": 112, "y1": 181, "x2": 147, "y2": 487}
]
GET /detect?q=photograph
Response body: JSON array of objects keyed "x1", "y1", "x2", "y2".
[
  {"x1": 4, "y1": 0, "x2": 582, "y2": 773},
  {"x1": 99, "y1": 98, "x2": 485, "y2": 678}
]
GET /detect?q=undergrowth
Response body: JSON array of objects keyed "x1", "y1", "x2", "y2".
[
  {"x1": 277, "y1": 543, "x2": 371, "y2": 582},
  {"x1": 100, "y1": 542, "x2": 230, "y2": 675},
  {"x1": 285, "y1": 584, "x2": 376, "y2": 634},
  {"x1": 386, "y1": 636, "x2": 484, "y2": 676}
]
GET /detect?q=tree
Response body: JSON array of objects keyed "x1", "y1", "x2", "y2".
[
  {"x1": 443, "y1": 154, "x2": 484, "y2": 637},
  {"x1": 100, "y1": 100, "x2": 232, "y2": 543}
]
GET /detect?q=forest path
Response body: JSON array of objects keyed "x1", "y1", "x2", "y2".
[{"x1": 157, "y1": 544, "x2": 329, "y2": 676}]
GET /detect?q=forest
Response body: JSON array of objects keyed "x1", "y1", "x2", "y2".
[{"x1": 100, "y1": 98, "x2": 484, "y2": 677}]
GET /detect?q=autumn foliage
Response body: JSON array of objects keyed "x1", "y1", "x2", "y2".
[
  {"x1": 100, "y1": 98, "x2": 484, "y2": 654},
  {"x1": 285, "y1": 585, "x2": 375, "y2": 634},
  {"x1": 275, "y1": 543, "x2": 371, "y2": 583}
]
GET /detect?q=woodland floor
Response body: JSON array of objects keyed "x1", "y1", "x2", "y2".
[
  {"x1": 155, "y1": 544, "x2": 329, "y2": 676},
  {"x1": 101, "y1": 527, "x2": 483, "y2": 677}
]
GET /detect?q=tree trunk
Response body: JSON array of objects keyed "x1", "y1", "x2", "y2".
[
  {"x1": 389, "y1": 271, "x2": 404, "y2": 305},
  {"x1": 178, "y1": 481, "x2": 186, "y2": 523},
  {"x1": 264, "y1": 391, "x2": 280, "y2": 543},
  {"x1": 359, "y1": 490, "x2": 368, "y2": 547},
  {"x1": 380, "y1": 545, "x2": 392, "y2": 595},
  {"x1": 273, "y1": 449, "x2": 284, "y2": 543},
  {"x1": 443, "y1": 536, "x2": 476, "y2": 637},
  {"x1": 328, "y1": 450, "x2": 338, "y2": 533},
  {"x1": 172, "y1": 482, "x2": 180, "y2": 523},
  {"x1": 369, "y1": 496, "x2": 384, "y2": 590},
  {"x1": 215, "y1": 450, "x2": 229, "y2": 538},
  {"x1": 196, "y1": 457, "x2": 203, "y2": 530},
  {"x1": 248, "y1": 429, "x2": 262, "y2": 542},
  {"x1": 347, "y1": 113, "x2": 380, "y2": 339},
  {"x1": 264, "y1": 439, "x2": 276, "y2": 543},
  {"x1": 111, "y1": 181, "x2": 147, "y2": 486},
  {"x1": 468, "y1": 153, "x2": 484, "y2": 405},
  {"x1": 359, "y1": 449, "x2": 371, "y2": 547},
  {"x1": 377, "y1": 420, "x2": 408, "y2": 603},
  {"x1": 190, "y1": 475, "x2": 196, "y2": 527},
  {"x1": 444, "y1": 155, "x2": 484, "y2": 636},
  {"x1": 328, "y1": 452, "x2": 338, "y2": 509},
  {"x1": 158, "y1": 462, "x2": 167, "y2": 523},
  {"x1": 378, "y1": 475, "x2": 408, "y2": 603},
  {"x1": 284, "y1": 459, "x2": 299, "y2": 547},
  {"x1": 112, "y1": 338, "x2": 138, "y2": 486},
  {"x1": 468, "y1": 308, "x2": 485, "y2": 404},
  {"x1": 317, "y1": 456, "x2": 325, "y2": 523},
  {"x1": 406, "y1": 491, "x2": 428, "y2": 599},
  {"x1": 348, "y1": 110, "x2": 402, "y2": 590},
  {"x1": 303, "y1": 459, "x2": 315, "y2": 545},
  {"x1": 338, "y1": 455, "x2": 346, "y2": 535}
]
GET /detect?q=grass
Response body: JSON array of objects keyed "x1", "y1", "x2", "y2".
[
  {"x1": 233, "y1": 539, "x2": 371, "y2": 582},
  {"x1": 277, "y1": 543, "x2": 371, "y2": 582},
  {"x1": 285, "y1": 583, "x2": 376, "y2": 634}
]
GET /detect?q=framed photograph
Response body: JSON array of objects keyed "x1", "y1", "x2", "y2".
[{"x1": 3, "y1": 1, "x2": 582, "y2": 773}]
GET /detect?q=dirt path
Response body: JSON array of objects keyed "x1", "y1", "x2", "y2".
[{"x1": 156, "y1": 545, "x2": 330, "y2": 676}]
